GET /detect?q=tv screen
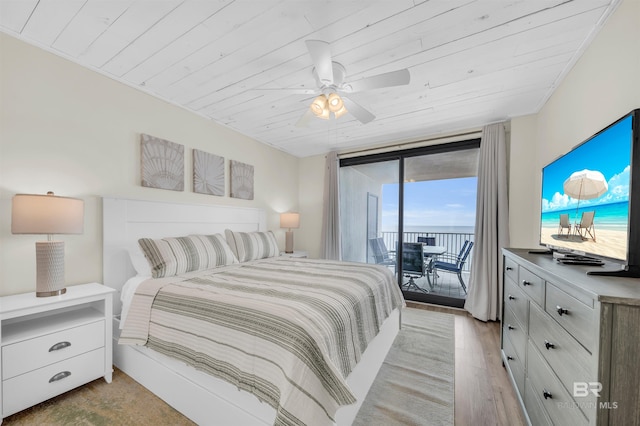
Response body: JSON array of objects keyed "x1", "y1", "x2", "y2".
[{"x1": 540, "y1": 109, "x2": 639, "y2": 274}]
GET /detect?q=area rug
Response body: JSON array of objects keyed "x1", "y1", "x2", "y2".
[
  {"x1": 353, "y1": 307, "x2": 455, "y2": 426},
  {"x1": 3, "y1": 308, "x2": 454, "y2": 426}
]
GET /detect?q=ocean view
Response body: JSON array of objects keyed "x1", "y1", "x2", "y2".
[{"x1": 383, "y1": 225, "x2": 475, "y2": 234}]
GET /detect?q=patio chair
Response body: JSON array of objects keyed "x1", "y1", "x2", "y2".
[
  {"x1": 558, "y1": 213, "x2": 572, "y2": 237},
  {"x1": 369, "y1": 237, "x2": 396, "y2": 267},
  {"x1": 401, "y1": 242, "x2": 428, "y2": 292},
  {"x1": 427, "y1": 240, "x2": 474, "y2": 294},
  {"x1": 575, "y1": 211, "x2": 596, "y2": 241},
  {"x1": 417, "y1": 236, "x2": 436, "y2": 246}
]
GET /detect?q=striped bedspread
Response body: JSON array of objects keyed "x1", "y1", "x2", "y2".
[{"x1": 119, "y1": 257, "x2": 405, "y2": 426}]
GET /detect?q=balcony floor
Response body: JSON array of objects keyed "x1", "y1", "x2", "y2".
[{"x1": 400, "y1": 270, "x2": 469, "y2": 300}]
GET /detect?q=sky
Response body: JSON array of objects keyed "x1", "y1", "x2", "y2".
[
  {"x1": 541, "y1": 114, "x2": 632, "y2": 213},
  {"x1": 381, "y1": 177, "x2": 477, "y2": 230}
]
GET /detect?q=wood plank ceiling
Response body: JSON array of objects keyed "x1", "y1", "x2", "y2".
[{"x1": 0, "y1": 0, "x2": 620, "y2": 158}]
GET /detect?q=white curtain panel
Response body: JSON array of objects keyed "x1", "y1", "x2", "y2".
[
  {"x1": 464, "y1": 123, "x2": 510, "y2": 321},
  {"x1": 321, "y1": 151, "x2": 342, "y2": 260}
]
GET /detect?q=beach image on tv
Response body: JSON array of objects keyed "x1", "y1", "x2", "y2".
[{"x1": 540, "y1": 115, "x2": 632, "y2": 261}]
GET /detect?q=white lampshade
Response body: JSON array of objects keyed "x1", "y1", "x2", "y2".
[
  {"x1": 12, "y1": 193, "x2": 84, "y2": 235},
  {"x1": 11, "y1": 192, "x2": 84, "y2": 297},
  {"x1": 280, "y1": 212, "x2": 300, "y2": 229}
]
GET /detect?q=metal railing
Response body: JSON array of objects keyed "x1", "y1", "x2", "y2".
[{"x1": 381, "y1": 231, "x2": 475, "y2": 272}]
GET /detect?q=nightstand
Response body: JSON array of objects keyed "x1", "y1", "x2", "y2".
[
  {"x1": 0, "y1": 282, "x2": 116, "y2": 420},
  {"x1": 280, "y1": 250, "x2": 308, "y2": 258}
]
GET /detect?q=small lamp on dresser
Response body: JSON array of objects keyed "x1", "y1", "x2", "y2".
[
  {"x1": 11, "y1": 191, "x2": 84, "y2": 297},
  {"x1": 280, "y1": 212, "x2": 300, "y2": 254}
]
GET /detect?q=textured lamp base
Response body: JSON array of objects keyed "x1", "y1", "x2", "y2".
[
  {"x1": 285, "y1": 231, "x2": 294, "y2": 253},
  {"x1": 35, "y1": 241, "x2": 66, "y2": 297}
]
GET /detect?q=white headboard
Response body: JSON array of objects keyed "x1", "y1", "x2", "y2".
[{"x1": 102, "y1": 197, "x2": 266, "y2": 313}]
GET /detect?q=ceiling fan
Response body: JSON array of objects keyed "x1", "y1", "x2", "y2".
[{"x1": 282, "y1": 40, "x2": 411, "y2": 126}]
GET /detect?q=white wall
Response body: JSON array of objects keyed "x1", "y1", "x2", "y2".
[
  {"x1": 0, "y1": 34, "x2": 299, "y2": 296},
  {"x1": 297, "y1": 154, "x2": 325, "y2": 258},
  {"x1": 508, "y1": 0, "x2": 639, "y2": 249}
]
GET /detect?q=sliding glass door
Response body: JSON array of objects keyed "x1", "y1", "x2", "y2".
[
  {"x1": 339, "y1": 140, "x2": 479, "y2": 308},
  {"x1": 340, "y1": 159, "x2": 399, "y2": 267}
]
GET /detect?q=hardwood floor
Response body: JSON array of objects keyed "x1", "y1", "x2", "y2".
[{"x1": 406, "y1": 301, "x2": 527, "y2": 426}]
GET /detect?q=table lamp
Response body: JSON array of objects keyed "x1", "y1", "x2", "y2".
[
  {"x1": 11, "y1": 192, "x2": 84, "y2": 297},
  {"x1": 280, "y1": 212, "x2": 300, "y2": 253}
]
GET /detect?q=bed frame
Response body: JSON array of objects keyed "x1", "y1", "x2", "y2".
[{"x1": 102, "y1": 197, "x2": 400, "y2": 425}]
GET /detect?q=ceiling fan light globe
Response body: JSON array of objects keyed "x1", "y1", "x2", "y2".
[
  {"x1": 310, "y1": 95, "x2": 328, "y2": 117},
  {"x1": 327, "y1": 93, "x2": 344, "y2": 112},
  {"x1": 333, "y1": 105, "x2": 348, "y2": 118}
]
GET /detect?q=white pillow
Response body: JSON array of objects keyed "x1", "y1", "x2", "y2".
[{"x1": 128, "y1": 246, "x2": 151, "y2": 277}]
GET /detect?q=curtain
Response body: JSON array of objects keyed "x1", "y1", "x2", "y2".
[
  {"x1": 464, "y1": 123, "x2": 510, "y2": 321},
  {"x1": 321, "y1": 151, "x2": 341, "y2": 260}
]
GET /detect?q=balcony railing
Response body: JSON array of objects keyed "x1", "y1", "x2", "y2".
[{"x1": 381, "y1": 231, "x2": 475, "y2": 272}]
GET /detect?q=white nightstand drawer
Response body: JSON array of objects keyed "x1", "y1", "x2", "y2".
[
  {"x1": 2, "y1": 348, "x2": 105, "y2": 417},
  {"x1": 2, "y1": 320, "x2": 105, "y2": 380}
]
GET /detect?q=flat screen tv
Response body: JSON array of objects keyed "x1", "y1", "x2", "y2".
[{"x1": 539, "y1": 108, "x2": 640, "y2": 277}]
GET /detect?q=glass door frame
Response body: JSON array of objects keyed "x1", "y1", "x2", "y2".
[{"x1": 340, "y1": 139, "x2": 480, "y2": 307}]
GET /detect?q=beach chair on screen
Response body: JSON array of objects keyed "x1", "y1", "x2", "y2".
[
  {"x1": 574, "y1": 211, "x2": 596, "y2": 241},
  {"x1": 558, "y1": 214, "x2": 572, "y2": 237}
]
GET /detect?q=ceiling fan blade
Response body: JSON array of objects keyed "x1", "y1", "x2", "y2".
[
  {"x1": 342, "y1": 96, "x2": 375, "y2": 124},
  {"x1": 295, "y1": 108, "x2": 314, "y2": 127},
  {"x1": 305, "y1": 40, "x2": 334, "y2": 85},
  {"x1": 256, "y1": 88, "x2": 318, "y2": 95},
  {"x1": 346, "y1": 68, "x2": 410, "y2": 92}
]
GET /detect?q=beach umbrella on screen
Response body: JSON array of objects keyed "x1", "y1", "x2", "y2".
[{"x1": 563, "y1": 169, "x2": 608, "y2": 222}]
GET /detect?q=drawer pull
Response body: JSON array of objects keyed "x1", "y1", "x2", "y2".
[
  {"x1": 542, "y1": 389, "x2": 553, "y2": 400},
  {"x1": 49, "y1": 371, "x2": 71, "y2": 383},
  {"x1": 522, "y1": 280, "x2": 531, "y2": 286},
  {"x1": 508, "y1": 294, "x2": 516, "y2": 300},
  {"x1": 506, "y1": 266, "x2": 513, "y2": 271},
  {"x1": 556, "y1": 306, "x2": 569, "y2": 316},
  {"x1": 507, "y1": 324, "x2": 515, "y2": 330},
  {"x1": 544, "y1": 340, "x2": 555, "y2": 350},
  {"x1": 49, "y1": 341, "x2": 71, "y2": 352},
  {"x1": 506, "y1": 355, "x2": 514, "y2": 361}
]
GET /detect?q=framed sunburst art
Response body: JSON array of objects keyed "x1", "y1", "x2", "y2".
[
  {"x1": 230, "y1": 160, "x2": 254, "y2": 200},
  {"x1": 140, "y1": 134, "x2": 184, "y2": 191},
  {"x1": 193, "y1": 149, "x2": 224, "y2": 196}
]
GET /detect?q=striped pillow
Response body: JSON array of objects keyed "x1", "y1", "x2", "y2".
[
  {"x1": 138, "y1": 234, "x2": 238, "y2": 279},
  {"x1": 225, "y1": 230, "x2": 279, "y2": 262}
]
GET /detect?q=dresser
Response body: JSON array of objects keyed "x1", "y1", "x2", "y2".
[
  {"x1": 1, "y1": 283, "x2": 115, "y2": 420},
  {"x1": 502, "y1": 249, "x2": 640, "y2": 426}
]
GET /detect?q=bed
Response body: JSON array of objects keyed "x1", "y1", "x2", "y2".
[{"x1": 103, "y1": 197, "x2": 404, "y2": 426}]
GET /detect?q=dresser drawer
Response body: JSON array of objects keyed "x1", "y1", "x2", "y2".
[
  {"x1": 2, "y1": 348, "x2": 104, "y2": 417},
  {"x1": 519, "y1": 267, "x2": 544, "y2": 307},
  {"x1": 529, "y1": 304, "x2": 596, "y2": 422},
  {"x1": 2, "y1": 320, "x2": 105, "y2": 380},
  {"x1": 527, "y1": 341, "x2": 589, "y2": 426},
  {"x1": 524, "y1": 377, "x2": 552, "y2": 426},
  {"x1": 545, "y1": 283, "x2": 595, "y2": 352},
  {"x1": 504, "y1": 256, "x2": 518, "y2": 283},
  {"x1": 503, "y1": 306, "x2": 526, "y2": 363},
  {"x1": 503, "y1": 336, "x2": 525, "y2": 396},
  {"x1": 504, "y1": 278, "x2": 528, "y2": 331}
]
